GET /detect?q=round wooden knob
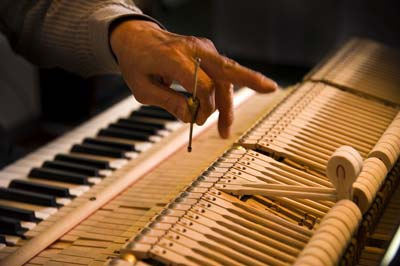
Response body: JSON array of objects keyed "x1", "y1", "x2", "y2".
[
  {"x1": 327, "y1": 146, "x2": 363, "y2": 200},
  {"x1": 353, "y1": 181, "x2": 373, "y2": 214},
  {"x1": 369, "y1": 142, "x2": 396, "y2": 171}
]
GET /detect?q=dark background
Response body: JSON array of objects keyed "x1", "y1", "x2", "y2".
[{"x1": 1, "y1": 0, "x2": 399, "y2": 167}]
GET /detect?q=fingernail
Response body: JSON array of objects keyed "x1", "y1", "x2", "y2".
[
  {"x1": 219, "y1": 127, "x2": 231, "y2": 139},
  {"x1": 222, "y1": 132, "x2": 230, "y2": 139}
]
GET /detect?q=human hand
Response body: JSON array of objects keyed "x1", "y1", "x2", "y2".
[{"x1": 110, "y1": 20, "x2": 277, "y2": 138}]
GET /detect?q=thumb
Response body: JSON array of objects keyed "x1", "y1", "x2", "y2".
[{"x1": 132, "y1": 76, "x2": 191, "y2": 123}]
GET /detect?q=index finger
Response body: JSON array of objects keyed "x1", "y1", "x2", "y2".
[{"x1": 197, "y1": 49, "x2": 278, "y2": 93}]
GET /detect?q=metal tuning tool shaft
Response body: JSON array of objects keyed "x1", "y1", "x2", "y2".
[{"x1": 187, "y1": 57, "x2": 201, "y2": 152}]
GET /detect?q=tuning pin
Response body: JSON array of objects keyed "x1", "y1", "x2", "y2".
[{"x1": 327, "y1": 146, "x2": 363, "y2": 200}]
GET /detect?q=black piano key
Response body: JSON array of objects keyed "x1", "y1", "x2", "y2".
[
  {"x1": 43, "y1": 160, "x2": 100, "y2": 177},
  {"x1": 29, "y1": 167, "x2": 91, "y2": 185},
  {"x1": 98, "y1": 128, "x2": 151, "y2": 142},
  {"x1": 83, "y1": 137, "x2": 136, "y2": 152},
  {"x1": 0, "y1": 205, "x2": 41, "y2": 223},
  {"x1": 0, "y1": 216, "x2": 28, "y2": 236},
  {"x1": 118, "y1": 118, "x2": 166, "y2": 130},
  {"x1": 109, "y1": 122, "x2": 159, "y2": 135},
  {"x1": 131, "y1": 108, "x2": 176, "y2": 120},
  {"x1": 141, "y1": 105, "x2": 166, "y2": 111},
  {"x1": 0, "y1": 187, "x2": 60, "y2": 207},
  {"x1": 71, "y1": 143, "x2": 127, "y2": 159},
  {"x1": 9, "y1": 179, "x2": 74, "y2": 198},
  {"x1": 0, "y1": 235, "x2": 5, "y2": 244},
  {"x1": 54, "y1": 154, "x2": 111, "y2": 169},
  {"x1": 141, "y1": 105, "x2": 179, "y2": 116}
]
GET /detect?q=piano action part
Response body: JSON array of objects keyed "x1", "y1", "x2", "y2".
[{"x1": 0, "y1": 38, "x2": 399, "y2": 265}]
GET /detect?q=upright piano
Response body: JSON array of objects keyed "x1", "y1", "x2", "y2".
[{"x1": 0, "y1": 38, "x2": 399, "y2": 266}]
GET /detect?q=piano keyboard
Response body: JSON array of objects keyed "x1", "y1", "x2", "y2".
[
  {"x1": 1, "y1": 38, "x2": 400, "y2": 265},
  {"x1": 0, "y1": 96, "x2": 184, "y2": 248},
  {"x1": 0, "y1": 85, "x2": 259, "y2": 265}
]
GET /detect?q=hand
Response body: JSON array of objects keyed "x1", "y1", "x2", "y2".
[{"x1": 110, "y1": 20, "x2": 277, "y2": 138}]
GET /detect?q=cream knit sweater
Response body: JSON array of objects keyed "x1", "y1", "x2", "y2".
[{"x1": 0, "y1": 0, "x2": 159, "y2": 77}]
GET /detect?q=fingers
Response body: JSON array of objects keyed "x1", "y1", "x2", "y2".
[
  {"x1": 194, "y1": 68, "x2": 215, "y2": 125},
  {"x1": 123, "y1": 32, "x2": 277, "y2": 138},
  {"x1": 215, "y1": 82, "x2": 234, "y2": 138},
  {"x1": 194, "y1": 42, "x2": 278, "y2": 93},
  {"x1": 207, "y1": 54, "x2": 277, "y2": 92},
  {"x1": 157, "y1": 56, "x2": 216, "y2": 125},
  {"x1": 133, "y1": 75, "x2": 191, "y2": 123}
]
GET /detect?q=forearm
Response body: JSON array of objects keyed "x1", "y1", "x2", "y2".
[
  {"x1": 2, "y1": 0, "x2": 161, "y2": 77},
  {"x1": 1, "y1": 1, "x2": 277, "y2": 139}
]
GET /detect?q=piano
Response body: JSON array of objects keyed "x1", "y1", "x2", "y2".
[{"x1": 0, "y1": 38, "x2": 399, "y2": 266}]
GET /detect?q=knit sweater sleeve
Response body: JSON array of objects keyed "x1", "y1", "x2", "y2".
[{"x1": 0, "y1": 0, "x2": 161, "y2": 77}]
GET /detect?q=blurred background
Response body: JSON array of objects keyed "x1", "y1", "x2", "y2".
[{"x1": 1, "y1": 0, "x2": 399, "y2": 167}]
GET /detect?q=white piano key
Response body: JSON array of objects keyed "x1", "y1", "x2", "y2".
[
  {"x1": 95, "y1": 136, "x2": 153, "y2": 152},
  {"x1": 1, "y1": 185, "x2": 71, "y2": 208},
  {"x1": 125, "y1": 152, "x2": 139, "y2": 159},
  {"x1": 2, "y1": 165, "x2": 31, "y2": 175},
  {"x1": 88, "y1": 177, "x2": 101, "y2": 184},
  {"x1": 41, "y1": 143, "x2": 72, "y2": 152},
  {"x1": 69, "y1": 187, "x2": 89, "y2": 197},
  {"x1": 0, "y1": 199, "x2": 58, "y2": 220},
  {"x1": 17, "y1": 153, "x2": 53, "y2": 163},
  {"x1": 21, "y1": 222, "x2": 37, "y2": 230},
  {"x1": 0, "y1": 180, "x2": 11, "y2": 187},
  {"x1": 164, "y1": 121, "x2": 182, "y2": 131},
  {"x1": 0, "y1": 172, "x2": 28, "y2": 181},
  {"x1": 98, "y1": 169, "x2": 113, "y2": 176},
  {"x1": 56, "y1": 198, "x2": 71, "y2": 206},
  {"x1": 149, "y1": 136, "x2": 162, "y2": 143},
  {"x1": 0, "y1": 173, "x2": 89, "y2": 198},
  {"x1": 124, "y1": 116, "x2": 182, "y2": 131},
  {"x1": 69, "y1": 153, "x2": 128, "y2": 169},
  {"x1": 36, "y1": 207, "x2": 57, "y2": 215},
  {"x1": 6, "y1": 158, "x2": 41, "y2": 169},
  {"x1": 156, "y1": 129, "x2": 170, "y2": 137},
  {"x1": 3, "y1": 235, "x2": 20, "y2": 246},
  {"x1": 34, "y1": 211, "x2": 51, "y2": 220}
]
